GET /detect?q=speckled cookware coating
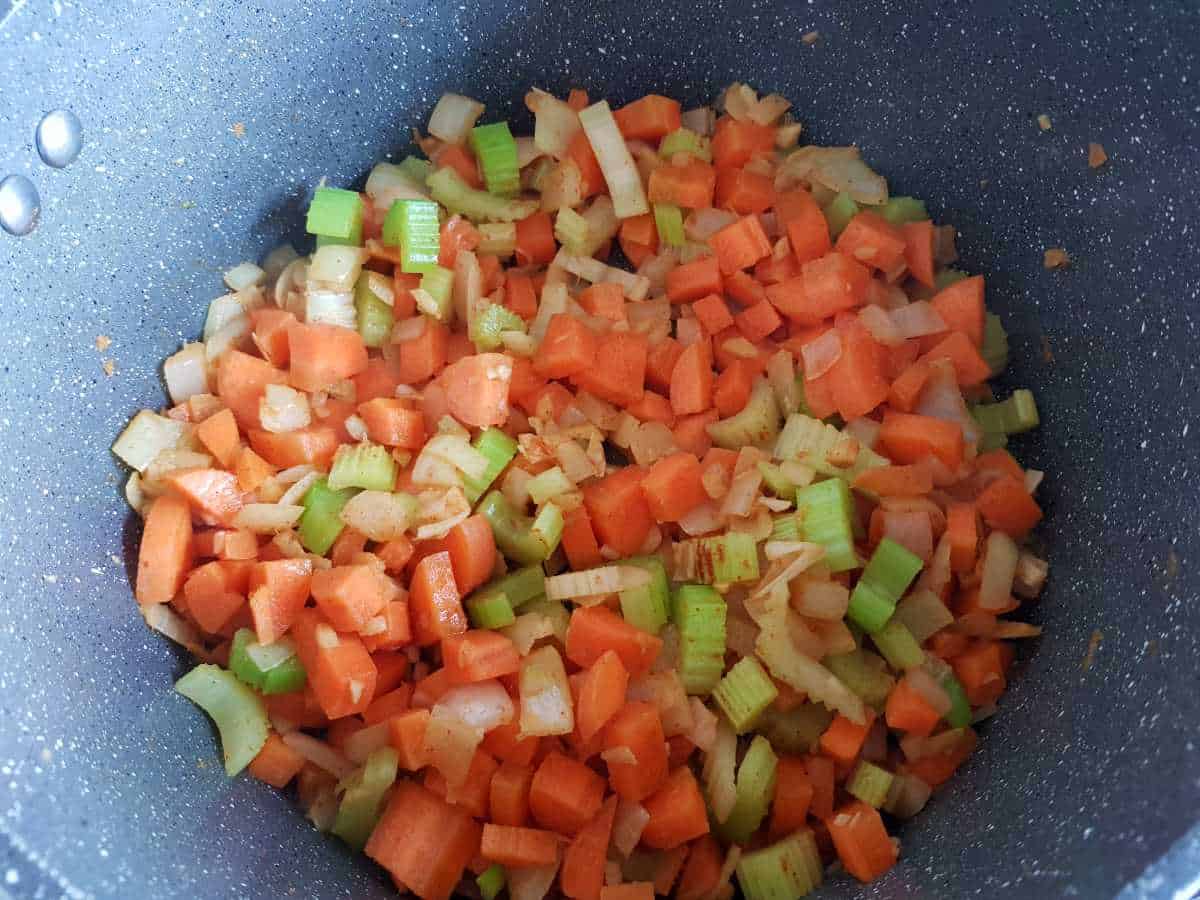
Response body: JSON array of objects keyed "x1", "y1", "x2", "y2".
[{"x1": 0, "y1": 0, "x2": 1197, "y2": 897}]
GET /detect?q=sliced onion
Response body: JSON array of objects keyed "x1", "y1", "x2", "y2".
[
  {"x1": 680, "y1": 106, "x2": 715, "y2": 136},
  {"x1": 612, "y1": 801, "x2": 650, "y2": 858},
  {"x1": 915, "y1": 533, "x2": 953, "y2": 597},
  {"x1": 436, "y1": 681, "x2": 515, "y2": 733},
  {"x1": 702, "y1": 719, "x2": 737, "y2": 823},
  {"x1": 525, "y1": 88, "x2": 581, "y2": 158},
  {"x1": 141, "y1": 603, "x2": 208, "y2": 658},
  {"x1": 906, "y1": 668, "x2": 952, "y2": 716},
  {"x1": 508, "y1": 863, "x2": 560, "y2": 900},
  {"x1": 578, "y1": 101, "x2": 649, "y2": 219},
  {"x1": 304, "y1": 289, "x2": 356, "y2": 329},
  {"x1": 630, "y1": 421, "x2": 677, "y2": 467},
  {"x1": 340, "y1": 490, "x2": 415, "y2": 541},
  {"x1": 801, "y1": 329, "x2": 843, "y2": 380},
  {"x1": 278, "y1": 471, "x2": 320, "y2": 507},
  {"x1": 881, "y1": 510, "x2": 934, "y2": 562},
  {"x1": 843, "y1": 416, "x2": 882, "y2": 450},
  {"x1": 555, "y1": 248, "x2": 650, "y2": 301},
  {"x1": 677, "y1": 499, "x2": 725, "y2": 537},
  {"x1": 309, "y1": 245, "x2": 366, "y2": 292},
  {"x1": 776, "y1": 145, "x2": 888, "y2": 206},
  {"x1": 891, "y1": 300, "x2": 947, "y2": 338},
  {"x1": 423, "y1": 709, "x2": 483, "y2": 789},
  {"x1": 979, "y1": 530, "x2": 1020, "y2": 609},
  {"x1": 686, "y1": 697, "x2": 718, "y2": 751},
  {"x1": 884, "y1": 773, "x2": 933, "y2": 819},
  {"x1": 342, "y1": 721, "x2": 394, "y2": 764},
  {"x1": 427, "y1": 92, "x2": 485, "y2": 144},
  {"x1": 601, "y1": 746, "x2": 637, "y2": 766},
  {"x1": 234, "y1": 503, "x2": 304, "y2": 533},
  {"x1": 545, "y1": 565, "x2": 649, "y2": 601},
  {"x1": 858, "y1": 304, "x2": 905, "y2": 347},
  {"x1": 518, "y1": 645, "x2": 575, "y2": 737},
  {"x1": 626, "y1": 671, "x2": 693, "y2": 737},
  {"x1": 163, "y1": 343, "x2": 210, "y2": 405},
  {"x1": 260, "y1": 384, "x2": 312, "y2": 435},
  {"x1": 720, "y1": 469, "x2": 764, "y2": 519},
  {"x1": 282, "y1": 732, "x2": 355, "y2": 780},
  {"x1": 915, "y1": 359, "x2": 980, "y2": 447},
  {"x1": 391, "y1": 315, "x2": 427, "y2": 343},
  {"x1": 791, "y1": 579, "x2": 849, "y2": 620},
  {"x1": 1014, "y1": 552, "x2": 1049, "y2": 599},
  {"x1": 685, "y1": 207, "x2": 738, "y2": 241}
]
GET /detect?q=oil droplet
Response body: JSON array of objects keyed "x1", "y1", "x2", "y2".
[
  {"x1": 35, "y1": 109, "x2": 83, "y2": 169},
  {"x1": 0, "y1": 175, "x2": 40, "y2": 236}
]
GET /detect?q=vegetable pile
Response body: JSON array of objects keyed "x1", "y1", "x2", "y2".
[{"x1": 113, "y1": 81, "x2": 1048, "y2": 900}]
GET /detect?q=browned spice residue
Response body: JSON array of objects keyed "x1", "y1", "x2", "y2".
[
  {"x1": 801, "y1": 31, "x2": 820, "y2": 45},
  {"x1": 1082, "y1": 629, "x2": 1103, "y2": 671},
  {"x1": 1088, "y1": 142, "x2": 1108, "y2": 169},
  {"x1": 1040, "y1": 334, "x2": 1055, "y2": 365},
  {"x1": 1043, "y1": 248, "x2": 1071, "y2": 270},
  {"x1": 95, "y1": 334, "x2": 112, "y2": 352},
  {"x1": 1037, "y1": 114, "x2": 1052, "y2": 131},
  {"x1": 102, "y1": 359, "x2": 117, "y2": 377},
  {"x1": 230, "y1": 122, "x2": 247, "y2": 138}
]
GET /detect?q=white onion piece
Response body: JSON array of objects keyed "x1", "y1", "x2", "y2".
[
  {"x1": 578, "y1": 101, "x2": 649, "y2": 219},
  {"x1": 224, "y1": 261, "x2": 266, "y2": 292},
  {"x1": 891, "y1": 300, "x2": 947, "y2": 338},
  {"x1": 677, "y1": 499, "x2": 725, "y2": 537},
  {"x1": 686, "y1": 698, "x2": 718, "y2": 751},
  {"x1": 141, "y1": 603, "x2": 208, "y2": 658},
  {"x1": 305, "y1": 289, "x2": 356, "y2": 329},
  {"x1": 720, "y1": 469, "x2": 763, "y2": 519},
  {"x1": 906, "y1": 668, "x2": 952, "y2": 716},
  {"x1": 282, "y1": 732, "x2": 355, "y2": 779},
  {"x1": 309, "y1": 245, "x2": 366, "y2": 291},
  {"x1": 234, "y1": 503, "x2": 304, "y2": 533},
  {"x1": 545, "y1": 565, "x2": 650, "y2": 601},
  {"x1": 526, "y1": 88, "x2": 581, "y2": 158},
  {"x1": 260, "y1": 384, "x2": 312, "y2": 434},
  {"x1": 681, "y1": 106, "x2": 715, "y2": 136},
  {"x1": 427, "y1": 92, "x2": 485, "y2": 144},
  {"x1": 843, "y1": 416, "x2": 882, "y2": 449},
  {"x1": 340, "y1": 491, "x2": 415, "y2": 541},
  {"x1": 163, "y1": 343, "x2": 211, "y2": 404},
  {"x1": 277, "y1": 472, "x2": 320, "y2": 508},
  {"x1": 979, "y1": 530, "x2": 1020, "y2": 609},
  {"x1": 685, "y1": 207, "x2": 738, "y2": 241},
  {"x1": 629, "y1": 421, "x2": 676, "y2": 466},
  {"x1": 343, "y1": 721, "x2": 394, "y2": 764},
  {"x1": 791, "y1": 579, "x2": 849, "y2": 620},
  {"x1": 436, "y1": 681, "x2": 515, "y2": 733},
  {"x1": 261, "y1": 244, "x2": 300, "y2": 286},
  {"x1": 612, "y1": 801, "x2": 650, "y2": 858},
  {"x1": 859, "y1": 304, "x2": 905, "y2": 347},
  {"x1": 801, "y1": 329, "x2": 843, "y2": 380},
  {"x1": 915, "y1": 359, "x2": 981, "y2": 446}
]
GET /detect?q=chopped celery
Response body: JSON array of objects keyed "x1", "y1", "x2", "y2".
[
  {"x1": 982, "y1": 312, "x2": 1009, "y2": 375},
  {"x1": 707, "y1": 378, "x2": 782, "y2": 450},
  {"x1": 934, "y1": 268, "x2": 970, "y2": 291},
  {"x1": 618, "y1": 556, "x2": 670, "y2": 635},
  {"x1": 877, "y1": 196, "x2": 928, "y2": 225},
  {"x1": 473, "y1": 564, "x2": 547, "y2": 611},
  {"x1": 823, "y1": 192, "x2": 860, "y2": 238},
  {"x1": 298, "y1": 478, "x2": 355, "y2": 555},
  {"x1": 554, "y1": 207, "x2": 591, "y2": 256},
  {"x1": 653, "y1": 203, "x2": 685, "y2": 247},
  {"x1": 736, "y1": 830, "x2": 823, "y2": 900},
  {"x1": 972, "y1": 389, "x2": 1039, "y2": 436},
  {"x1": 354, "y1": 272, "x2": 394, "y2": 348},
  {"x1": 775, "y1": 413, "x2": 890, "y2": 484},
  {"x1": 175, "y1": 664, "x2": 269, "y2": 776},
  {"x1": 530, "y1": 502, "x2": 564, "y2": 556},
  {"x1": 679, "y1": 532, "x2": 761, "y2": 584},
  {"x1": 315, "y1": 233, "x2": 361, "y2": 249},
  {"x1": 472, "y1": 302, "x2": 526, "y2": 352},
  {"x1": 757, "y1": 461, "x2": 796, "y2": 500},
  {"x1": 477, "y1": 864, "x2": 506, "y2": 900},
  {"x1": 825, "y1": 650, "x2": 895, "y2": 709},
  {"x1": 470, "y1": 122, "x2": 521, "y2": 196},
  {"x1": 464, "y1": 427, "x2": 518, "y2": 503},
  {"x1": 427, "y1": 167, "x2": 538, "y2": 223},
  {"x1": 327, "y1": 442, "x2": 396, "y2": 492},
  {"x1": 672, "y1": 584, "x2": 727, "y2": 695},
  {"x1": 759, "y1": 703, "x2": 834, "y2": 754},
  {"x1": 467, "y1": 591, "x2": 517, "y2": 629},
  {"x1": 977, "y1": 429, "x2": 1009, "y2": 452},
  {"x1": 230, "y1": 629, "x2": 307, "y2": 695},
  {"x1": 770, "y1": 512, "x2": 801, "y2": 542},
  {"x1": 847, "y1": 760, "x2": 894, "y2": 808},
  {"x1": 941, "y1": 673, "x2": 972, "y2": 727},
  {"x1": 418, "y1": 266, "x2": 455, "y2": 322},
  {"x1": 870, "y1": 619, "x2": 925, "y2": 671},
  {"x1": 478, "y1": 222, "x2": 517, "y2": 258},
  {"x1": 718, "y1": 735, "x2": 777, "y2": 844},
  {"x1": 796, "y1": 478, "x2": 858, "y2": 572},
  {"x1": 332, "y1": 746, "x2": 400, "y2": 850},
  {"x1": 479, "y1": 491, "x2": 558, "y2": 564},
  {"x1": 397, "y1": 155, "x2": 433, "y2": 185},
  {"x1": 713, "y1": 657, "x2": 779, "y2": 733},
  {"x1": 659, "y1": 128, "x2": 712, "y2": 162},
  {"x1": 306, "y1": 187, "x2": 364, "y2": 244},
  {"x1": 849, "y1": 538, "x2": 923, "y2": 632},
  {"x1": 382, "y1": 199, "x2": 440, "y2": 273},
  {"x1": 892, "y1": 589, "x2": 955, "y2": 643}
]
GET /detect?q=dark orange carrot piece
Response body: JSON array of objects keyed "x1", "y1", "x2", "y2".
[
  {"x1": 247, "y1": 426, "x2": 339, "y2": 469},
  {"x1": 641, "y1": 451, "x2": 707, "y2": 523},
  {"x1": 565, "y1": 605, "x2": 663, "y2": 676},
  {"x1": 676, "y1": 836, "x2": 724, "y2": 900},
  {"x1": 604, "y1": 701, "x2": 669, "y2": 802},
  {"x1": 194, "y1": 407, "x2": 240, "y2": 468},
  {"x1": 714, "y1": 167, "x2": 775, "y2": 214},
  {"x1": 248, "y1": 733, "x2": 306, "y2": 788},
  {"x1": 827, "y1": 801, "x2": 898, "y2": 883},
  {"x1": 902, "y1": 220, "x2": 936, "y2": 288},
  {"x1": 135, "y1": 494, "x2": 194, "y2": 605},
  {"x1": 768, "y1": 755, "x2": 814, "y2": 840},
  {"x1": 666, "y1": 256, "x2": 723, "y2": 304},
  {"x1": 480, "y1": 824, "x2": 561, "y2": 868},
  {"x1": 614, "y1": 95, "x2": 683, "y2": 140},
  {"x1": 529, "y1": 751, "x2": 607, "y2": 836},
  {"x1": 709, "y1": 214, "x2": 772, "y2": 275},
  {"x1": 582, "y1": 466, "x2": 653, "y2": 557},
  {"x1": 216, "y1": 350, "x2": 287, "y2": 429},
  {"x1": 711, "y1": 116, "x2": 775, "y2": 169},
  {"x1": 409, "y1": 551, "x2": 467, "y2": 646},
  {"x1": 571, "y1": 330, "x2": 648, "y2": 408},
  {"x1": 561, "y1": 795, "x2": 618, "y2": 900},
  {"x1": 669, "y1": 341, "x2": 714, "y2": 416},
  {"x1": 879, "y1": 411, "x2": 965, "y2": 470},
  {"x1": 640, "y1": 766, "x2": 710, "y2": 850},
  {"x1": 489, "y1": 760, "x2": 535, "y2": 827},
  {"x1": 534, "y1": 313, "x2": 598, "y2": 378},
  {"x1": 930, "y1": 274, "x2": 985, "y2": 346},
  {"x1": 647, "y1": 162, "x2": 717, "y2": 209}
]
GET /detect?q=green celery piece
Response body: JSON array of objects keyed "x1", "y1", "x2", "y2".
[
  {"x1": 473, "y1": 564, "x2": 547, "y2": 611},
  {"x1": 332, "y1": 747, "x2": 400, "y2": 850},
  {"x1": 770, "y1": 512, "x2": 801, "y2": 542},
  {"x1": 259, "y1": 655, "x2": 307, "y2": 695},
  {"x1": 554, "y1": 207, "x2": 591, "y2": 256},
  {"x1": 175, "y1": 664, "x2": 269, "y2": 776},
  {"x1": 877, "y1": 196, "x2": 928, "y2": 225},
  {"x1": 427, "y1": 166, "x2": 538, "y2": 223},
  {"x1": 848, "y1": 580, "x2": 895, "y2": 633},
  {"x1": 934, "y1": 268, "x2": 970, "y2": 291},
  {"x1": 229, "y1": 629, "x2": 307, "y2": 695},
  {"x1": 982, "y1": 312, "x2": 1009, "y2": 375},
  {"x1": 672, "y1": 584, "x2": 727, "y2": 695},
  {"x1": 530, "y1": 502, "x2": 564, "y2": 556},
  {"x1": 522, "y1": 597, "x2": 572, "y2": 643},
  {"x1": 941, "y1": 674, "x2": 972, "y2": 727},
  {"x1": 775, "y1": 413, "x2": 890, "y2": 484},
  {"x1": 719, "y1": 735, "x2": 778, "y2": 844},
  {"x1": 298, "y1": 478, "x2": 355, "y2": 556},
  {"x1": 870, "y1": 619, "x2": 925, "y2": 671},
  {"x1": 796, "y1": 478, "x2": 859, "y2": 572},
  {"x1": 382, "y1": 199, "x2": 440, "y2": 273},
  {"x1": 659, "y1": 128, "x2": 712, "y2": 162},
  {"x1": 228, "y1": 628, "x2": 264, "y2": 689},
  {"x1": 464, "y1": 427, "x2": 518, "y2": 503},
  {"x1": 756, "y1": 461, "x2": 796, "y2": 500},
  {"x1": 687, "y1": 532, "x2": 760, "y2": 585},
  {"x1": 418, "y1": 266, "x2": 455, "y2": 322},
  {"x1": 467, "y1": 591, "x2": 517, "y2": 629},
  {"x1": 472, "y1": 302, "x2": 526, "y2": 352},
  {"x1": 823, "y1": 192, "x2": 860, "y2": 238},
  {"x1": 977, "y1": 430, "x2": 1009, "y2": 452},
  {"x1": 653, "y1": 203, "x2": 685, "y2": 247},
  {"x1": 847, "y1": 760, "x2": 894, "y2": 808},
  {"x1": 758, "y1": 703, "x2": 834, "y2": 754},
  {"x1": 306, "y1": 187, "x2": 364, "y2": 242},
  {"x1": 713, "y1": 657, "x2": 779, "y2": 733},
  {"x1": 973, "y1": 389, "x2": 1039, "y2": 436},
  {"x1": 862, "y1": 538, "x2": 924, "y2": 601},
  {"x1": 315, "y1": 232, "x2": 362, "y2": 249},
  {"x1": 971, "y1": 401, "x2": 1010, "y2": 437},
  {"x1": 479, "y1": 491, "x2": 555, "y2": 565},
  {"x1": 825, "y1": 650, "x2": 895, "y2": 709},
  {"x1": 354, "y1": 273, "x2": 394, "y2": 348},
  {"x1": 618, "y1": 556, "x2": 670, "y2": 635},
  {"x1": 327, "y1": 442, "x2": 396, "y2": 492},
  {"x1": 470, "y1": 122, "x2": 521, "y2": 196},
  {"x1": 477, "y1": 865, "x2": 506, "y2": 900},
  {"x1": 397, "y1": 155, "x2": 432, "y2": 185},
  {"x1": 736, "y1": 829, "x2": 823, "y2": 900},
  {"x1": 707, "y1": 378, "x2": 782, "y2": 450}
]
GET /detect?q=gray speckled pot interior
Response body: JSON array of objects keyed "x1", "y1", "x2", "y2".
[{"x1": 1, "y1": 1, "x2": 1198, "y2": 897}]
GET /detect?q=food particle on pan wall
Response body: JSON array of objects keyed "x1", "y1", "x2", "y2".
[
  {"x1": 1043, "y1": 247, "x2": 1070, "y2": 269},
  {"x1": 1087, "y1": 142, "x2": 1108, "y2": 169}
]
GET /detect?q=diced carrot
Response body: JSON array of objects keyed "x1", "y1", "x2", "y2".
[
  {"x1": 365, "y1": 781, "x2": 482, "y2": 900},
  {"x1": 561, "y1": 795, "x2": 618, "y2": 900},
  {"x1": 647, "y1": 162, "x2": 717, "y2": 209},
  {"x1": 564, "y1": 130, "x2": 607, "y2": 198},
  {"x1": 363, "y1": 684, "x2": 413, "y2": 726},
  {"x1": 566, "y1": 606, "x2": 662, "y2": 677},
  {"x1": 794, "y1": 252, "x2": 871, "y2": 323},
  {"x1": 887, "y1": 359, "x2": 933, "y2": 412},
  {"x1": 534, "y1": 313, "x2": 598, "y2": 378},
  {"x1": 715, "y1": 167, "x2": 775, "y2": 214},
  {"x1": 163, "y1": 468, "x2": 241, "y2": 528},
  {"x1": 530, "y1": 751, "x2": 606, "y2": 836},
  {"x1": 443, "y1": 514, "x2": 496, "y2": 595},
  {"x1": 489, "y1": 760, "x2": 535, "y2": 827},
  {"x1": 927, "y1": 630, "x2": 970, "y2": 661},
  {"x1": 826, "y1": 316, "x2": 890, "y2": 420},
  {"x1": 669, "y1": 341, "x2": 714, "y2": 416},
  {"x1": 329, "y1": 528, "x2": 368, "y2": 567},
  {"x1": 735, "y1": 298, "x2": 783, "y2": 343},
  {"x1": 620, "y1": 212, "x2": 658, "y2": 248},
  {"x1": 246, "y1": 558, "x2": 312, "y2": 644},
  {"x1": 836, "y1": 211, "x2": 907, "y2": 272},
  {"x1": 250, "y1": 308, "x2": 298, "y2": 368},
  {"x1": 247, "y1": 426, "x2": 339, "y2": 470},
  {"x1": 480, "y1": 824, "x2": 561, "y2": 869},
  {"x1": 884, "y1": 676, "x2": 941, "y2": 737},
  {"x1": 676, "y1": 836, "x2": 723, "y2": 900},
  {"x1": 604, "y1": 701, "x2": 669, "y2": 802},
  {"x1": 506, "y1": 271, "x2": 539, "y2": 321},
  {"x1": 625, "y1": 390, "x2": 676, "y2": 427},
  {"x1": 434, "y1": 215, "x2": 481, "y2": 271},
  {"x1": 819, "y1": 711, "x2": 875, "y2": 766},
  {"x1": 483, "y1": 719, "x2": 541, "y2": 768},
  {"x1": 361, "y1": 599, "x2": 413, "y2": 652},
  {"x1": 566, "y1": 88, "x2": 590, "y2": 111},
  {"x1": 769, "y1": 756, "x2": 814, "y2": 840},
  {"x1": 409, "y1": 551, "x2": 467, "y2": 646},
  {"x1": 930, "y1": 274, "x2": 985, "y2": 346},
  {"x1": 287, "y1": 323, "x2": 368, "y2": 392},
  {"x1": 396, "y1": 318, "x2": 449, "y2": 385},
  {"x1": 884, "y1": 338, "x2": 923, "y2": 381},
  {"x1": 711, "y1": 116, "x2": 775, "y2": 169},
  {"x1": 264, "y1": 688, "x2": 328, "y2": 731},
  {"x1": 645, "y1": 336, "x2": 684, "y2": 394},
  {"x1": 135, "y1": 494, "x2": 194, "y2": 605},
  {"x1": 709, "y1": 214, "x2": 772, "y2": 275},
  {"x1": 194, "y1": 407, "x2": 240, "y2": 468},
  {"x1": 216, "y1": 350, "x2": 287, "y2": 429},
  {"x1": 248, "y1": 733, "x2": 306, "y2": 788},
  {"x1": 183, "y1": 560, "x2": 251, "y2": 633},
  {"x1": 521, "y1": 382, "x2": 575, "y2": 422},
  {"x1": 976, "y1": 476, "x2": 1042, "y2": 537},
  {"x1": 666, "y1": 256, "x2": 723, "y2": 304},
  {"x1": 902, "y1": 220, "x2": 936, "y2": 288},
  {"x1": 425, "y1": 748, "x2": 499, "y2": 817},
  {"x1": 754, "y1": 249, "x2": 801, "y2": 285},
  {"x1": 975, "y1": 447, "x2": 1026, "y2": 481},
  {"x1": 712, "y1": 359, "x2": 754, "y2": 418},
  {"x1": 357, "y1": 398, "x2": 426, "y2": 449},
  {"x1": 853, "y1": 464, "x2": 934, "y2": 497},
  {"x1": 311, "y1": 564, "x2": 390, "y2": 632},
  {"x1": 603, "y1": 884, "x2": 655, "y2": 900},
  {"x1": 372, "y1": 650, "x2": 410, "y2": 695},
  {"x1": 477, "y1": 253, "x2": 504, "y2": 295},
  {"x1": 579, "y1": 282, "x2": 626, "y2": 322},
  {"x1": 773, "y1": 189, "x2": 832, "y2": 264},
  {"x1": 234, "y1": 447, "x2": 275, "y2": 493},
  {"x1": 438, "y1": 352, "x2": 514, "y2": 428},
  {"x1": 692, "y1": 293, "x2": 735, "y2": 335},
  {"x1": 879, "y1": 411, "x2": 965, "y2": 471},
  {"x1": 562, "y1": 505, "x2": 604, "y2": 571},
  {"x1": 435, "y1": 143, "x2": 483, "y2": 190},
  {"x1": 515, "y1": 210, "x2": 558, "y2": 266},
  {"x1": 443, "y1": 631, "x2": 521, "y2": 684},
  {"x1": 571, "y1": 330, "x2": 648, "y2": 407},
  {"x1": 641, "y1": 452, "x2": 707, "y2": 523},
  {"x1": 919, "y1": 330, "x2": 991, "y2": 387},
  {"x1": 574, "y1": 650, "x2": 629, "y2": 745},
  {"x1": 641, "y1": 766, "x2": 710, "y2": 850},
  {"x1": 582, "y1": 466, "x2": 653, "y2": 557},
  {"x1": 291, "y1": 609, "x2": 378, "y2": 720},
  {"x1": 615, "y1": 94, "x2": 682, "y2": 141},
  {"x1": 827, "y1": 801, "x2": 898, "y2": 883},
  {"x1": 946, "y1": 502, "x2": 979, "y2": 573},
  {"x1": 391, "y1": 272, "x2": 420, "y2": 320},
  {"x1": 671, "y1": 409, "x2": 718, "y2": 459},
  {"x1": 376, "y1": 536, "x2": 415, "y2": 575},
  {"x1": 389, "y1": 708, "x2": 431, "y2": 770},
  {"x1": 902, "y1": 728, "x2": 978, "y2": 787}
]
